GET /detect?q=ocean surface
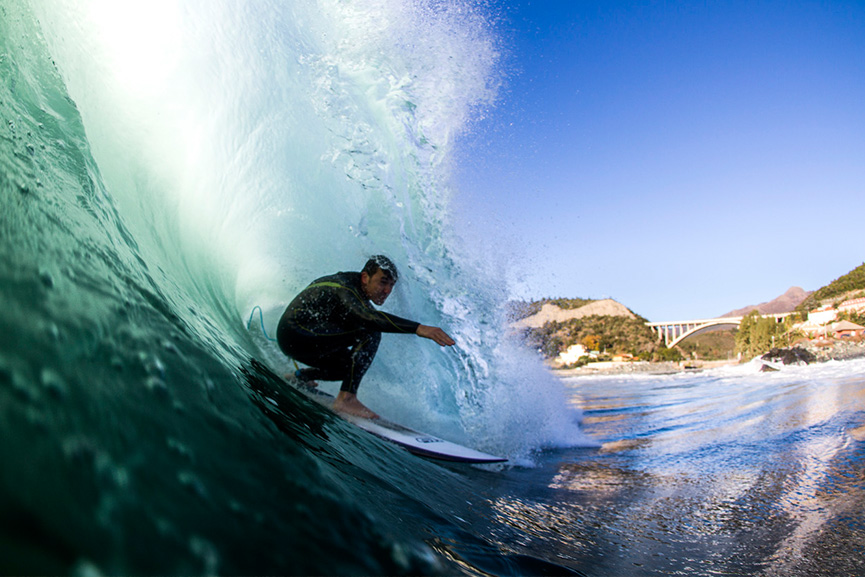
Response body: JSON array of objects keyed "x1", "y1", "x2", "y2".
[{"x1": 3, "y1": 1, "x2": 865, "y2": 575}]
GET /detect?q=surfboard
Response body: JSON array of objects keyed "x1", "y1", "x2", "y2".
[{"x1": 290, "y1": 381, "x2": 507, "y2": 464}]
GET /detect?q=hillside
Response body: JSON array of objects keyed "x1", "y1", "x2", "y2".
[
  {"x1": 511, "y1": 299, "x2": 635, "y2": 329},
  {"x1": 509, "y1": 298, "x2": 672, "y2": 361},
  {"x1": 507, "y1": 297, "x2": 598, "y2": 321},
  {"x1": 797, "y1": 262, "x2": 865, "y2": 311},
  {"x1": 510, "y1": 262, "x2": 865, "y2": 364},
  {"x1": 721, "y1": 286, "x2": 811, "y2": 317}
]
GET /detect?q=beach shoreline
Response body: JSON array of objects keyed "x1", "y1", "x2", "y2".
[
  {"x1": 552, "y1": 340, "x2": 865, "y2": 377},
  {"x1": 552, "y1": 359, "x2": 738, "y2": 377}
]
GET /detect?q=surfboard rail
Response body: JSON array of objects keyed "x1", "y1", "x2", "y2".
[{"x1": 289, "y1": 380, "x2": 507, "y2": 464}]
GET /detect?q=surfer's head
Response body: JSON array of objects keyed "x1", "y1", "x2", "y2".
[
  {"x1": 361, "y1": 255, "x2": 398, "y2": 305},
  {"x1": 362, "y1": 255, "x2": 399, "y2": 282}
]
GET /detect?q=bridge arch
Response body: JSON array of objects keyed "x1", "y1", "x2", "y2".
[
  {"x1": 647, "y1": 313, "x2": 792, "y2": 348},
  {"x1": 663, "y1": 319, "x2": 741, "y2": 348}
]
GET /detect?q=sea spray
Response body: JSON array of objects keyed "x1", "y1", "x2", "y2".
[{"x1": 26, "y1": 0, "x2": 588, "y2": 457}]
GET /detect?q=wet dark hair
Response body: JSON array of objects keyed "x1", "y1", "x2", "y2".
[{"x1": 362, "y1": 255, "x2": 399, "y2": 281}]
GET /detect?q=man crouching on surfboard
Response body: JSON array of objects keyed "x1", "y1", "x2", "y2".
[{"x1": 276, "y1": 255, "x2": 455, "y2": 419}]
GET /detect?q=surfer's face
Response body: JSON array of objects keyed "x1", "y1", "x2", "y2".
[{"x1": 361, "y1": 269, "x2": 396, "y2": 305}]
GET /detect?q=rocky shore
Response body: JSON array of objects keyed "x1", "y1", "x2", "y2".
[
  {"x1": 553, "y1": 340, "x2": 865, "y2": 377},
  {"x1": 784, "y1": 340, "x2": 865, "y2": 363}
]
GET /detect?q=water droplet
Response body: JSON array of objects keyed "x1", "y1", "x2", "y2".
[
  {"x1": 38, "y1": 268, "x2": 55, "y2": 288},
  {"x1": 71, "y1": 558, "x2": 103, "y2": 577},
  {"x1": 40, "y1": 368, "x2": 66, "y2": 398},
  {"x1": 145, "y1": 376, "x2": 169, "y2": 398},
  {"x1": 190, "y1": 535, "x2": 220, "y2": 575},
  {"x1": 62, "y1": 437, "x2": 97, "y2": 464},
  {"x1": 167, "y1": 438, "x2": 194, "y2": 461},
  {"x1": 178, "y1": 470, "x2": 208, "y2": 500}
]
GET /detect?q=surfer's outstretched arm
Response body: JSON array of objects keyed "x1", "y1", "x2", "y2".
[{"x1": 416, "y1": 325, "x2": 455, "y2": 347}]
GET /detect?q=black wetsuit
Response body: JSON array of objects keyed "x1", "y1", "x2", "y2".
[{"x1": 276, "y1": 272, "x2": 420, "y2": 394}]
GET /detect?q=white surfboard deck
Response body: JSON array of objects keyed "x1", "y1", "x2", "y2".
[{"x1": 291, "y1": 381, "x2": 507, "y2": 464}]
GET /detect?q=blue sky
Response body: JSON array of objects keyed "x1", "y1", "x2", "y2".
[{"x1": 456, "y1": 0, "x2": 865, "y2": 321}]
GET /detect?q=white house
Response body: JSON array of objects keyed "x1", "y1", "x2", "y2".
[
  {"x1": 801, "y1": 297, "x2": 865, "y2": 333},
  {"x1": 807, "y1": 306, "x2": 838, "y2": 325},
  {"x1": 556, "y1": 344, "x2": 589, "y2": 366}
]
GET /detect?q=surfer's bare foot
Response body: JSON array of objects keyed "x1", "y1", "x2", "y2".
[{"x1": 333, "y1": 391, "x2": 379, "y2": 419}]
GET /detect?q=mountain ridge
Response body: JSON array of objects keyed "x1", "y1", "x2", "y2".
[{"x1": 720, "y1": 286, "x2": 812, "y2": 318}]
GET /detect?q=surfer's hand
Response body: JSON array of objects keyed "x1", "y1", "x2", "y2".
[{"x1": 416, "y1": 325, "x2": 455, "y2": 347}]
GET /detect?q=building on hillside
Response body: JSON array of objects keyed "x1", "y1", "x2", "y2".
[
  {"x1": 807, "y1": 306, "x2": 838, "y2": 325},
  {"x1": 800, "y1": 298, "x2": 865, "y2": 332},
  {"x1": 833, "y1": 320, "x2": 865, "y2": 339},
  {"x1": 797, "y1": 320, "x2": 865, "y2": 339},
  {"x1": 795, "y1": 322, "x2": 822, "y2": 338},
  {"x1": 556, "y1": 344, "x2": 590, "y2": 366},
  {"x1": 839, "y1": 297, "x2": 865, "y2": 315}
]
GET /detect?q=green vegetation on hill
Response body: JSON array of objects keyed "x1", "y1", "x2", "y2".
[
  {"x1": 545, "y1": 297, "x2": 597, "y2": 310},
  {"x1": 516, "y1": 310, "x2": 683, "y2": 363},
  {"x1": 734, "y1": 310, "x2": 798, "y2": 358},
  {"x1": 678, "y1": 330, "x2": 737, "y2": 360},
  {"x1": 507, "y1": 297, "x2": 597, "y2": 321},
  {"x1": 797, "y1": 262, "x2": 865, "y2": 311},
  {"x1": 838, "y1": 310, "x2": 865, "y2": 326}
]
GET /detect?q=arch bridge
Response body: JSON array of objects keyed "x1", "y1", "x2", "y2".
[{"x1": 646, "y1": 313, "x2": 793, "y2": 348}]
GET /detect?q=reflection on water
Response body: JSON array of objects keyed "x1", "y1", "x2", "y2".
[{"x1": 481, "y1": 360, "x2": 865, "y2": 576}]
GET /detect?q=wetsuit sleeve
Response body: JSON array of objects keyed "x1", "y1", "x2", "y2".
[{"x1": 335, "y1": 285, "x2": 421, "y2": 334}]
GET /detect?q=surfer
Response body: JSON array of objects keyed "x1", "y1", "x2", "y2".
[{"x1": 276, "y1": 255, "x2": 455, "y2": 419}]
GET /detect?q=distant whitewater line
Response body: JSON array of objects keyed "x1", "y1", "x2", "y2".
[{"x1": 511, "y1": 299, "x2": 635, "y2": 329}]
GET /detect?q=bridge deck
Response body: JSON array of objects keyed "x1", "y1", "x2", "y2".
[{"x1": 647, "y1": 313, "x2": 793, "y2": 347}]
